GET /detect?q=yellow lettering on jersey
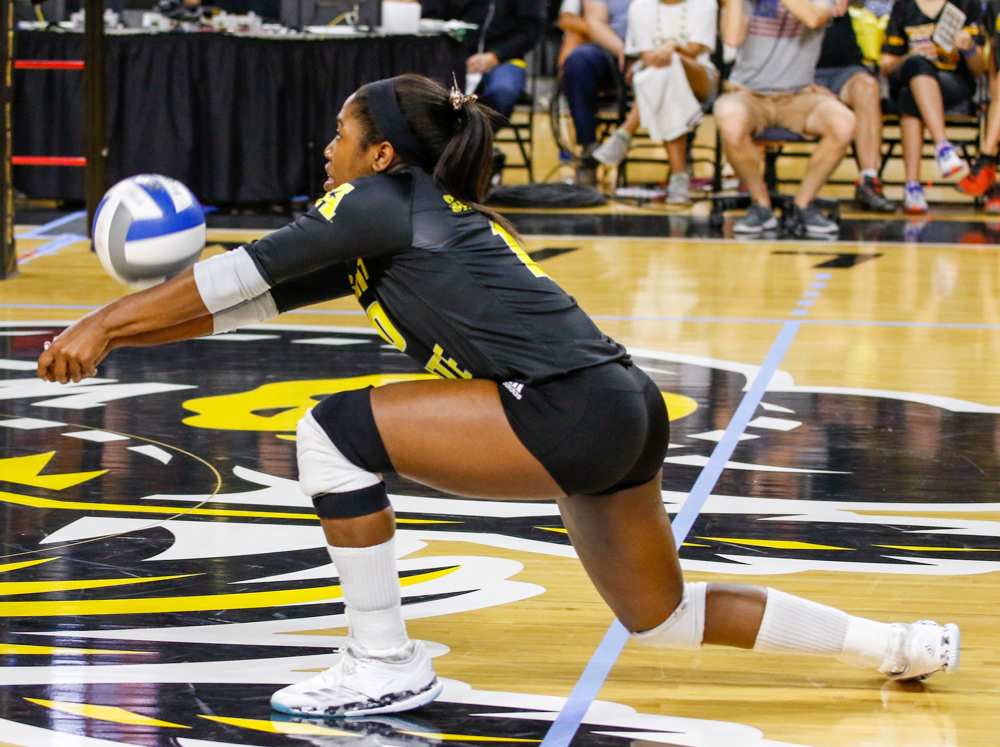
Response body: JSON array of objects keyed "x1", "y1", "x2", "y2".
[
  {"x1": 425, "y1": 343, "x2": 472, "y2": 379},
  {"x1": 315, "y1": 183, "x2": 355, "y2": 221},
  {"x1": 350, "y1": 258, "x2": 370, "y2": 298},
  {"x1": 491, "y1": 222, "x2": 546, "y2": 278},
  {"x1": 365, "y1": 301, "x2": 406, "y2": 352},
  {"x1": 443, "y1": 194, "x2": 471, "y2": 212}
]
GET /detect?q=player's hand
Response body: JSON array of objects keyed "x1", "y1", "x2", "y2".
[
  {"x1": 467, "y1": 52, "x2": 499, "y2": 74},
  {"x1": 912, "y1": 40, "x2": 938, "y2": 59},
  {"x1": 954, "y1": 29, "x2": 974, "y2": 52},
  {"x1": 37, "y1": 314, "x2": 110, "y2": 384}
]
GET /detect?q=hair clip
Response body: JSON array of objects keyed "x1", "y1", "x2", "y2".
[{"x1": 450, "y1": 73, "x2": 478, "y2": 110}]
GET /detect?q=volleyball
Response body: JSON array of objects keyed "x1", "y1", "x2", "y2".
[{"x1": 92, "y1": 174, "x2": 207, "y2": 289}]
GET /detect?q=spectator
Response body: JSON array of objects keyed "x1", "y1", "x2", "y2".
[
  {"x1": 591, "y1": 0, "x2": 719, "y2": 204},
  {"x1": 715, "y1": 0, "x2": 855, "y2": 236},
  {"x1": 957, "y1": 0, "x2": 1000, "y2": 210},
  {"x1": 815, "y1": 4, "x2": 895, "y2": 212},
  {"x1": 561, "y1": 0, "x2": 635, "y2": 185},
  {"x1": 558, "y1": 0, "x2": 594, "y2": 67},
  {"x1": 421, "y1": 0, "x2": 546, "y2": 121},
  {"x1": 880, "y1": 0, "x2": 984, "y2": 214}
]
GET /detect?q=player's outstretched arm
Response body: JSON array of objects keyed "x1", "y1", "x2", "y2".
[{"x1": 37, "y1": 268, "x2": 209, "y2": 385}]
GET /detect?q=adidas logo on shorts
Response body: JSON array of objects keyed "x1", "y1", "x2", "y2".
[{"x1": 502, "y1": 381, "x2": 524, "y2": 400}]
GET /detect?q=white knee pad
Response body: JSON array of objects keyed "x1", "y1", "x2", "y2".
[
  {"x1": 630, "y1": 581, "x2": 707, "y2": 650},
  {"x1": 297, "y1": 411, "x2": 382, "y2": 497}
]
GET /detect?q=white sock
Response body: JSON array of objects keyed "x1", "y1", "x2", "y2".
[
  {"x1": 327, "y1": 538, "x2": 409, "y2": 655},
  {"x1": 753, "y1": 588, "x2": 892, "y2": 668},
  {"x1": 860, "y1": 168, "x2": 878, "y2": 181}
]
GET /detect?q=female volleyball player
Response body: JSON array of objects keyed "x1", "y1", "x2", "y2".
[{"x1": 37, "y1": 74, "x2": 959, "y2": 718}]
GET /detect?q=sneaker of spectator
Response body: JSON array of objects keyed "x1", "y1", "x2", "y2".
[
  {"x1": 593, "y1": 128, "x2": 632, "y2": 167},
  {"x1": 792, "y1": 203, "x2": 839, "y2": 236},
  {"x1": 985, "y1": 184, "x2": 1000, "y2": 213},
  {"x1": 957, "y1": 156, "x2": 998, "y2": 196},
  {"x1": 904, "y1": 181, "x2": 929, "y2": 214},
  {"x1": 734, "y1": 202, "x2": 778, "y2": 234},
  {"x1": 666, "y1": 172, "x2": 691, "y2": 204},
  {"x1": 574, "y1": 156, "x2": 599, "y2": 187},
  {"x1": 935, "y1": 142, "x2": 967, "y2": 179},
  {"x1": 854, "y1": 175, "x2": 895, "y2": 213}
]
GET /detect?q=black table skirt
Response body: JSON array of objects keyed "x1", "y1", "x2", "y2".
[{"x1": 13, "y1": 30, "x2": 466, "y2": 203}]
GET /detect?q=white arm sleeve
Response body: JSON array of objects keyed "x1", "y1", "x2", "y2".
[
  {"x1": 211, "y1": 293, "x2": 280, "y2": 335},
  {"x1": 193, "y1": 247, "x2": 273, "y2": 314}
]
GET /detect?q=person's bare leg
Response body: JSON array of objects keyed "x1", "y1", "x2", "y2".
[
  {"x1": 321, "y1": 507, "x2": 395, "y2": 547},
  {"x1": 665, "y1": 136, "x2": 687, "y2": 177},
  {"x1": 556, "y1": 473, "x2": 766, "y2": 645},
  {"x1": 839, "y1": 72, "x2": 882, "y2": 173},
  {"x1": 795, "y1": 98, "x2": 855, "y2": 208},
  {"x1": 679, "y1": 54, "x2": 710, "y2": 101},
  {"x1": 714, "y1": 95, "x2": 770, "y2": 207},
  {"x1": 983, "y1": 75, "x2": 1000, "y2": 156},
  {"x1": 620, "y1": 105, "x2": 640, "y2": 137},
  {"x1": 371, "y1": 378, "x2": 563, "y2": 500},
  {"x1": 901, "y1": 114, "x2": 925, "y2": 183},
  {"x1": 909, "y1": 75, "x2": 947, "y2": 143}
]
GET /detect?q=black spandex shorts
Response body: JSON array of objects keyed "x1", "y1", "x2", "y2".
[{"x1": 498, "y1": 361, "x2": 669, "y2": 496}]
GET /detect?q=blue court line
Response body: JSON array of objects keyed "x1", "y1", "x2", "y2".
[
  {"x1": 539, "y1": 318, "x2": 805, "y2": 747},
  {"x1": 17, "y1": 234, "x2": 88, "y2": 265},
  {"x1": 16, "y1": 210, "x2": 87, "y2": 239}
]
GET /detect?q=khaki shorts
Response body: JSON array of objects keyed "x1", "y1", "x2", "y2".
[{"x1": 716, "y1": 82, "x2": 837, "y2": 136}]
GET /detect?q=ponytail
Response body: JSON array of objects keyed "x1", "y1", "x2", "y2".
[{"x1": 353, "y1": 74, "x2": 519, "y2": 235}]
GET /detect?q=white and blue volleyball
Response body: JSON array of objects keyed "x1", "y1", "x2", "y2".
[{"x1": 93, "y1": 174, "x2": 206, "y2": 289}]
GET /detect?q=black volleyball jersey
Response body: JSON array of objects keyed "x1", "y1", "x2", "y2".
[
  {"x1": 244, "y1": 167, "x2": 628, "y2": 384},
  {"x1": 883, "y1": 0, "x2": 983, "y2": 73}
]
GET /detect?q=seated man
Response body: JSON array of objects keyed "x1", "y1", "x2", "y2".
[
  {"x1": 421, "y1": 0, "x2": 546, "y2": 121},
  {"x1": 815, "y1": 3, "x2": 894, "y2": 213},
  {"x1": 715, "y1": 0, "x2": 856, "y2": 235},
  {"x1": 561, "y1": 0, "x2": 634, "y2": 185}
]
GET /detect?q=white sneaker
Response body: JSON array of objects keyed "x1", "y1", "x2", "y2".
[
  {"x1": 904, "y1": 182, "x2": 928, "y2": 214},
  {"x1": 666, "y1": 172, "x2": 691, "y2": 204},
  {"x1": 879, "y1": 621, "x2": 960, "y2": 681},
  {"x1": 592, "y1": 129, "x2": 631, "y2": 167},
  {"x1": 271, "y1": 640, "x2": 442, "y2": 717},
  {"x1": 935, "y1": 142, "x2": 967, "y2": 179}
]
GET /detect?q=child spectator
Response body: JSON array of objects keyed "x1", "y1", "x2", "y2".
[
  {"x1": 880, "y1": 0, "x2": 984, "y2": 214},
  {"x1": 592, "y1": 0, "x2": 719, "y2": 203}
]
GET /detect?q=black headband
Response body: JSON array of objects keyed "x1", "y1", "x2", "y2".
[{"x1": 365, "y1": 78, "x2": 436, "y2": 172}]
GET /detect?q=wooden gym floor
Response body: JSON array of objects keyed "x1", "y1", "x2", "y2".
[{"x1": 1, "y1": 188, "x2": 1000, "y2": 747}]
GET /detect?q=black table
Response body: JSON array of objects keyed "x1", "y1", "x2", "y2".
[{"x1": 13, "y1": 29, "x2": 466, "y2": 203}]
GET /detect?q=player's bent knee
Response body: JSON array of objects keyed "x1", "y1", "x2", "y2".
[
  {"x1": 297, "y1": 409, "x2": 389, "y2": 519},
  {"x1": 630, "y1": 581, "x2": 707, "y2": 650}
]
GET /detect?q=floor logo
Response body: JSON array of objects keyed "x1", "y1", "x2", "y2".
[{"x1": 1, "y1": 321, "x2": 998, "y2": 747}]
